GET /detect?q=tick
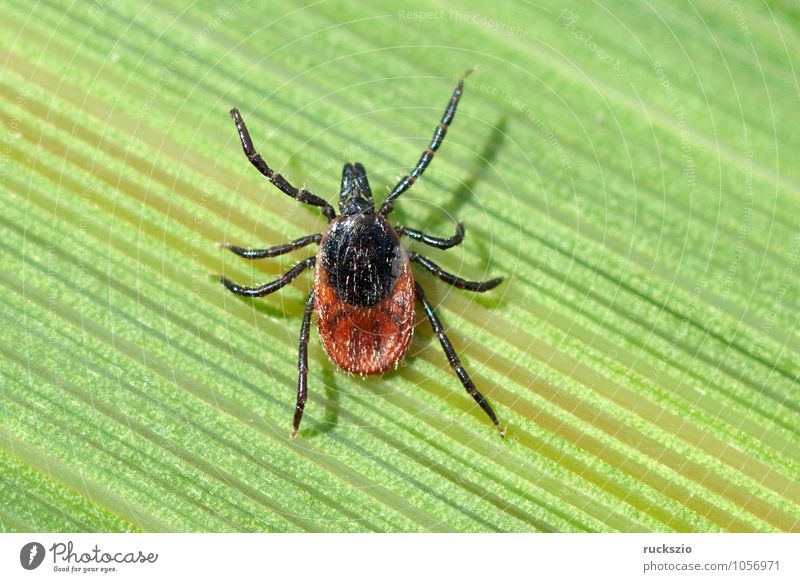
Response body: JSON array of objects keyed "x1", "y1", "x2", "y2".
[{"x1": 219, "y1": 71, "x2": 504, "y2": 438}]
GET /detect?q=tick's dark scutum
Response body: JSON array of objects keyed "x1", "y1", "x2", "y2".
[{"x1": 320, "y1": 214, "x2": 405, "y2": 307}]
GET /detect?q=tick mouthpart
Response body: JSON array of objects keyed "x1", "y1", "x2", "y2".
[{"x1": 339, "y1": 162, "x2": 375, "y2": 216}]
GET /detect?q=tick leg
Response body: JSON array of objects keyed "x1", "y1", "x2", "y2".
[
  {"x1": 396, "y1": 222, "x2": 465, "y2": 250},
  {"x1": 415, "y1": 282, "x2": 503, "y2": 435},
  {"x1": 219, "y1": 256, "x2": 315, "y2": 297},
  {"x1": 291, "y1": 290, "x2": 315, "y2": 439},
  {"x1": 230, "y1": 108, "x2": 336, "y2": 221},
  {"x1": 380, "y1": 69, "x2": 474, "y2": 217},
  {"x1": 221, "y1": 233, "x2": 322, "y2": 259},
  {"x1": 409, "y1": 252, "x2": 503, "y2": 292}
]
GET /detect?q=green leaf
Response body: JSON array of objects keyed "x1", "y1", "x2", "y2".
[{"x1": 1, "y1": 0, "x2": 798, "y2": 532}]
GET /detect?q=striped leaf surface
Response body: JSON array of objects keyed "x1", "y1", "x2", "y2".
[{"x1": 1, "y1": 0, "x2": 798, "y2": 532}]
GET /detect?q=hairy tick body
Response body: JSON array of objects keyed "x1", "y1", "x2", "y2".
[
  {"x1": 316, "y1": 212, "x2": 415, "y2": 375},
  {"x1": 219, "y1": 70, "x2": 505, "y2": 438}
]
